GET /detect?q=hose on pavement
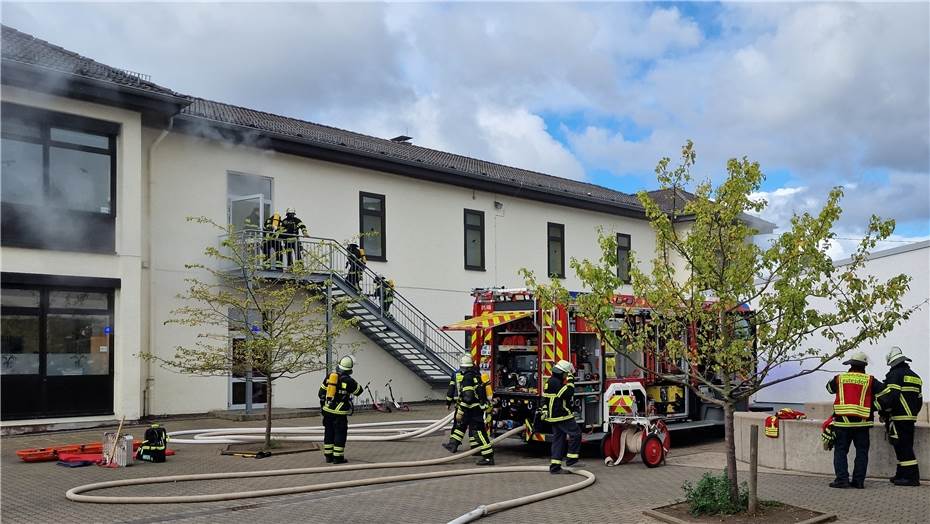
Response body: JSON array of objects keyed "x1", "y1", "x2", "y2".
[{"x1": 66, "y1": 425, "x2": 596, "y2": 523}]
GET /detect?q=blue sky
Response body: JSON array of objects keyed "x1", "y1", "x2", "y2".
[{"x1": 3, "y1": 2, "x2": 927, "y2": 256}]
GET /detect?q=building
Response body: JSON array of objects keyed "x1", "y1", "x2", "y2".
[
  {"x1": 0, "y1": 26, "x2": 773, "y2": 428},
  {"x1": 753, "y1": 240, "x2": 930, "y2": 407}
]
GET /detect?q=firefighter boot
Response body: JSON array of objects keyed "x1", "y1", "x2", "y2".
[
  {"x1": 829, "y1": 480, "x2": 850, "y2": 489},
  {"x1": 565, "y1": 459, "x2": 587, "y2": 468},
  {"x1": 893, "y1": 478, "x2": 920, "y2": 487},
  {"x1": 442, "y1": 442, "x2": 459, "y2": 454},
  {"x1": 332, "y1": 456, "x2": 348, "y2": 464},
  {"x1": 475, "y1": 456, "x2": 494, "y2": 466},
  {"x1": 324, "y1": 454, "x2": 333, "y2": 463}
]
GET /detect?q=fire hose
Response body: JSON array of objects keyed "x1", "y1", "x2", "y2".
[{"x1": 66, "y1": 422, "x2": 596, "y2": 523}]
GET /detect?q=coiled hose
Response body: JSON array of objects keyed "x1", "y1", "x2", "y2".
[{"x1": 66, "y1": 422, "x2": 596, "y2": 523}]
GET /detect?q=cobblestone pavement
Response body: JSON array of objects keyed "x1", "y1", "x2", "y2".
[{"x1": 2, "y1": 405, "x2": 927, "y2": 523}]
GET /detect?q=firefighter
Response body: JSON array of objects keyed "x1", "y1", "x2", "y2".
[
  {"x1": 443, "y1": 354, "x2": 479, "y2": 453},
  {"x1": 442, "y1": 355, "x2": 494, "y2": 465},
  {"x1": 280, "y1": 208, "x2": 308, "y2": 267},
  {"x1": 544, "y1": 359, "x2": 582, "y2": 474},
  {"x1": 375, "y1": 276, "x2": 395, "y2": 317},
  {"x1": 345, "y1": 243, "x2": 367, "y2": 292},
  {"x1": 826, "y1": 352, "x2": 885, "y2": 488},
  {"x1": 318, "y1": 356, "x2": 363, "y2": 464},
  {"x1": 263, "y1": 210, "x2": 283, "y2": 267},
  {"x1": 875, "y1": 346, "x2": 923, "y2": 486}
]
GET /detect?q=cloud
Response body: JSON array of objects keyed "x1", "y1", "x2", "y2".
[{"x1": 2, "y1": 1, "x2": 926, "y2": 250}]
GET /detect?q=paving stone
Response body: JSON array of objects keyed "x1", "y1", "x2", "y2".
[{"x1": 2, "y1": 405, "x2": 927, "y2": 523}]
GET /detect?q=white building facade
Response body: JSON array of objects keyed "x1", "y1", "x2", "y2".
[{"x1": 1, "y1": 26, "x2": 695, "y2": 426}]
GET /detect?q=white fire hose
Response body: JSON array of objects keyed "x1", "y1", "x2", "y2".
[{"x1": 66, "y1": 418, "x2": 596, "y2": 523}]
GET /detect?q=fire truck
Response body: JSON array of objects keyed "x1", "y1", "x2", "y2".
[{"x1": 442, "y1": 288, "x2": 753, "y2": 467}]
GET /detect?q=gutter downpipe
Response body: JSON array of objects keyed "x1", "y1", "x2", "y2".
[{"x1": 143, "y1": 117, "x2": 174, "y2": 417}]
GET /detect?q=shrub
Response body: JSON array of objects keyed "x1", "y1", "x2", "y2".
[{"x1": 682, "y1": 471, "x2": 749, "y2": 516}]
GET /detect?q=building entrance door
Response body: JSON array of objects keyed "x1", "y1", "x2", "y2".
[{"x1": 1, "y1": 287, "x2": 114, "y2": 420}]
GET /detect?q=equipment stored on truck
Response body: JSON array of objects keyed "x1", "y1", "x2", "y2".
[{"x1": 443, "y1": 288, "x2": 755, "y2": 467}]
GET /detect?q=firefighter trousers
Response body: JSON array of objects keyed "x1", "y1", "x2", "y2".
[
  {"x1": 456, "y1": 408, "x2": 493, "y2": 457},
  {"x1": 833, "y1": 426, "x2": 870, "y2": 484},
  {"x1": 890, "y1": 421, "x2": 920, "y2": 482},
  {"x1": 449, "y1": 412, "x2": 478, "y2": 449},
  {"x1": 549, "y1": 418, "x2": 581, "y2": 471},
  {"x1": 323, "y1": 413, "x2": 348, "y2": 459}
]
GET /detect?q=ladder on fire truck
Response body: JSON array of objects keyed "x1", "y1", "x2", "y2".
[
  {"x1": 226, "y1": 231, "x2": 461, "y2": 385},
  {"x1": 540, "y1": 307, "x2": 559, "y2": 379}
]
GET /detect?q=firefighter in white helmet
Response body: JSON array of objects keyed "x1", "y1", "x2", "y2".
[
  {"x1": 442, "y1": 354, "x2": 495, "y2": 465},
  {"x1": 318, "y1": 356, "x2": 363, "y2": 463},
  {"x1": 543, "y1": 359, "x2": 582, "y2": 474}
]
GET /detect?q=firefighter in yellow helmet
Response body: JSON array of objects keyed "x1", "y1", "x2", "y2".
[
  {"x1": 442, "y1": 354, "x2": 494, "y2": 465},
  {"x1": 263, "y1": 210, "x2": 283, "y2": 268},
  {"x1": 544, "y1": 359, "x2": 582, "y2": 474},
  {"x1": 318, "y1": 356, "x2": 363, "y2": 463},
  {"x1": 375, "y1": 276, "x2": 395, "y2": 317}
]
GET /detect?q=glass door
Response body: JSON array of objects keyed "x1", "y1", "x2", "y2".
[
  {"x1": 228, "y1": 194, "x2": 264, "y2": 231},
  {"x1": 1, "y1": 287, "x2": 114, "y2": 420},
  {"x1": 229, "y1": 336, "x2": 268, "y2": 410}
]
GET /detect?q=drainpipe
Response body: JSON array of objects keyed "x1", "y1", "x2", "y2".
[{"x1": 143, "y1": 117, "x2": 174, "y2": 417}]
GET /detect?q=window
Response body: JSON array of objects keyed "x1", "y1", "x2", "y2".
[
  {"x1": 547, "y1": 222, "x2": 565, "y2": 279},
  {"x1": 359, "y1": 192, "x2": 386, "y2": 261},
  {"x1": 227, "y1": 172, "x2": 273, "y2": 230},
  {"x1": 464, "y1": 209, "x2": 485, "y2": 270},
  {"x1": 617, "y1": 233, "x2": 631, "y2": 284},
  {"x1": 1, "y1": 103, "x2": 118, "y2": 252}
]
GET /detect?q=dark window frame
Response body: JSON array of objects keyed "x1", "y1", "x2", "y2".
[
  {"x1": 1, "y1": 103, "x2": 119, "y2": 253},
  {"x1": 359, "y1": 191, "x2": 386, "y2": 262},
  {"x1": 463, "y1": 209, "x2": 486, "y2": 271},
  {"x1": 616, "y1": 233, "x2": 632, "y2": 284},
  {"x1": 1, "y1": 278, "x2": 115, "y2": 420},
  {"x1": 547, "y1": 222, "x2": 565, "y2": 279},
  {"x1": 1, "y1": 102, "x2": 119, "y2": 217}
]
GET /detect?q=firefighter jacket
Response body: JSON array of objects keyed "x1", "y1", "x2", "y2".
[
  {"x1": 542, "y1": 373, "x2": 575, "y2": 423},
  {"x1": 826, "y1": 371, "x2": 884, "y2": 427},
  {"x1": 456, "y1": 369, "x2": 488, "y2": 411},
  {"x1": 281, "y1": 215, "x2": 307, "y2": 237},
  {"x1": 876, "y1": 362, "x2": 923, "y2": 422},
  {"x1": 318, "y1": 373, "x2": 363, "y2": 415},
  {"x1": 763, "y1": 408, "x2": 807, "y2": 438}
]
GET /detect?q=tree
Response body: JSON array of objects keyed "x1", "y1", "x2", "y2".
[
  {"x1": 144, "y1": 217, "x2": 358, "y2": 448},
  {"x1": 522, "y1": 141, "x2": 920, "y2": 506}
]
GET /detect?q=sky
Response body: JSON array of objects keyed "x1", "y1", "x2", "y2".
[{"x1": 4, "y1": 1, "x2": 928, "y2": 259}]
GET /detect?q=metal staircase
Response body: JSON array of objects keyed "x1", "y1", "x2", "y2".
[{"x1": 228, "y1": 231, "x2": 461, "y2": 385}]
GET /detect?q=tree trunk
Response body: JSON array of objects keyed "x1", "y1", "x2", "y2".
[
  {"x1": 264, "y1": 379, "x2": 274, "y2": 449},
  {"x1": 723, "y1": 401, "x2": 740, "y2": 506}
]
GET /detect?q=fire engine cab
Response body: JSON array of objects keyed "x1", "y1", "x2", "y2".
[{"x1": 442, "y1": 288, "x2": 753, "y2": 467}]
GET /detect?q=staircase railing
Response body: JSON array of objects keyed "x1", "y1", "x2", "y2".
[{"x1": 227, "y1": 229, "x2": 464, "y2": 373}]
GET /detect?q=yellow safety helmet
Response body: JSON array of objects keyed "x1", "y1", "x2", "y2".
[
  {"x1": 388, "y1": 279, "x2": 395, "y2": 287},
  {"x1": 337, "y1": 356, "x2": 355, "y2": 373}
]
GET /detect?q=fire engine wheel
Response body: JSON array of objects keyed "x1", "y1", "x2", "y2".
[{"x1": 641, "y1": 435, "x2": 664, "y2": 468}]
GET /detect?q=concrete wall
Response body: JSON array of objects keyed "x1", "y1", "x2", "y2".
[
  {"x1": 735, "y1": 411, "x2": 929, "y2": 480},
  {"x1": 754, "y1": 242, "x2": 930, "y2": 405},
  {"x1": 144, "y1": 132, "x2": 658, "y2": 415},
  {"x1": 0, "y1": 87, "x2": 146, "y2": 422}
]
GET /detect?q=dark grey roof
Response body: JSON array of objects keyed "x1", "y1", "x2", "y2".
[
  {"x1": 2, "y1": 24, "x2": 644, "y2": 213},
  {"x1": 1, "y1": 25, "x2": 182, "y2": 98},
  {"x1": 646, "y1": 188, "x2": 697, "y2": 213},
  {"x1": 181, "y1": 98, "x2": 643, "y2": 209}
]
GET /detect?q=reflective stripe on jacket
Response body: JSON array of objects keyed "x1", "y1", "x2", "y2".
[
  {"x1": 542, "y1": 374, "x2": 574, "y2": 422},
  {"x1": 457, "y1": 370, "x2": 487, "y2": 410},
  {"x1": 318, "y1": 373, "x2": 363, "y2": 415},
  {"x1": 828, "y1": 372, "x2": 875, "y2": 418},
  {"x1": 876, "y1": 363, "x2": 923, "y2": 422}
]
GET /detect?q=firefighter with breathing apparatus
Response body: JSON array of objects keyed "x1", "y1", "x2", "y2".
[
  {"x1": 443, "y1": 354, "x2": 481, "y2": 453},
  {"x1": 318, "y1": 356, "x2": 363, "y2": 464},
  {"x1": 543, "y1": 359, "x2": 582, "y2": 474},
  {"x1": 442, "y1": 354, "x2": 495, "y2": 465}
]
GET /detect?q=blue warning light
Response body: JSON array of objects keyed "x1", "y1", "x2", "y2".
[{"x1": 104, "y1": 326, "x2": 112, "y2": 335}]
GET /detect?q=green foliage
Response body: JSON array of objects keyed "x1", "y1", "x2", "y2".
[
  {"x1": 682, "y1": 471, "x2": 748, "y2": 516},
  {"x1": 522, "y1": 141, "x2": 922, "y2": 505}
]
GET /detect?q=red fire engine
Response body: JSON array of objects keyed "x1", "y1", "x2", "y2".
[{"x1": 443, "y1": 288, "x2": 753, "y2": 467}]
